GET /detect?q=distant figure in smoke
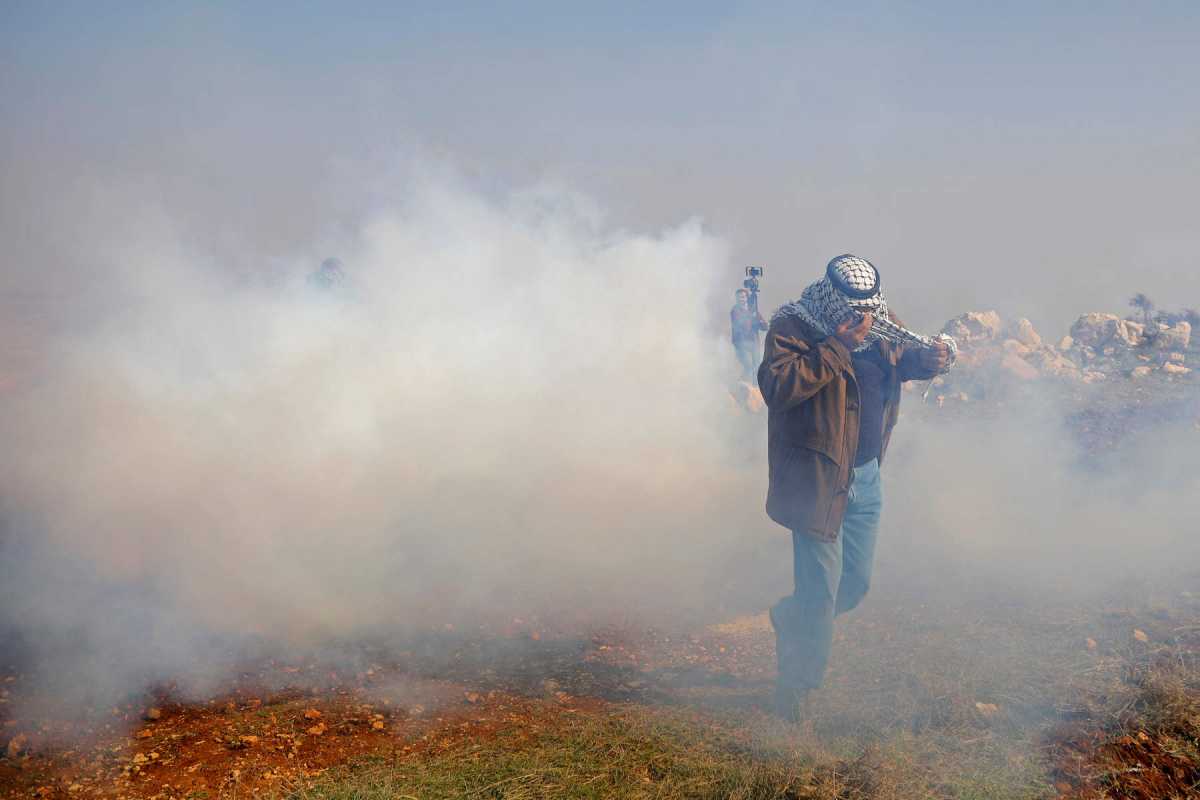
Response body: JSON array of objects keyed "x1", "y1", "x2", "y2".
[
  {"x1": 731, "y1": 288, "x2": 768, "y2": 379},
  {"x1": 308, "y1": 257, "x2": 347, "y2": 290},
  {"x1": 758, "y1": 254, "x2": 954, "y2": 721}
]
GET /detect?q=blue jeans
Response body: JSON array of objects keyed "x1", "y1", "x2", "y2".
[
  {"x1": 770, "y1": 458, "x2": 883, "y2": 690},
  {"x1": 734, "y1": 340, "x2": 759, "y2": 379}
]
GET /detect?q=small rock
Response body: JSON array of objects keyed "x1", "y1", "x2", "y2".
[
  {"x1": 240, "y1": 735, "x2": 259, "y2": 745},
  {"x1": 143, "y1": 707, "x2": 162, "y2": 721},
  {"x1": 975, "y1": 702, "x2": 1000, "y2": 717},
  {"x1": 1086, "y1": 638, "x2": 1098, "y2": 651},
  {"x1": 1131, "y1": 366, "x2": 1152, "y2": 379},
  {"x1": 1058, "y1": 335, "x2": 1074, "y2": 351},
  {"x1": 371, "y1": 720, "x2": 385, "y2": 730},
  {"x1": 1163, "y1": 362, "x2": 1191, "y2": 376},
  {"x1": 5, "y1": 733, "x2": 28, "y2": 758},
  {"x1": 302, "y1": 708, "x2": 322, "y2": 720},
  {"x1": 1133, "y1": 629, "x2": 1149, "y2": 643},
  {"x1": 306, "y1": 722, "x2": 327, "y2": 736}
]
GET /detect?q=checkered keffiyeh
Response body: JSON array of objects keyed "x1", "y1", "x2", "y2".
[{"x1": 772, "y1": 255, "x2": 889, "y2": 349}]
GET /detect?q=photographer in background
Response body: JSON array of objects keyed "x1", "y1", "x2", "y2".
[{"x1": 731, "y1": 286, "x2": 768, "y2": 380}]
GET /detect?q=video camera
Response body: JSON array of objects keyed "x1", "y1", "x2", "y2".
[{"x1": 743, "y1": 266, "x2": 763, "y2": 313}]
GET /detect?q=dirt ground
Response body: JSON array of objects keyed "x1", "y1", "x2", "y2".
[{"x1": 4, "y1": 580, "x2": 1200, "y2": 799}]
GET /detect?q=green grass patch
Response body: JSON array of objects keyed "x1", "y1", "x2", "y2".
[{"x1": 292, "y1": 709, "x2": 836, "y2": 800}]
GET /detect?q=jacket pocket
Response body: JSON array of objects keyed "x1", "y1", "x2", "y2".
[{"x1": 801, "y1": 434, "x2": 842, "y2": 466}]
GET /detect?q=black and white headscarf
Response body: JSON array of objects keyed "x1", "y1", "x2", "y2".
[{"x1": 772, "y1": 254, "x2": 889, "y2": 350}]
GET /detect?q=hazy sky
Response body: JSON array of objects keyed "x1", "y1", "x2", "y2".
[{"x1": 3, "y1": 1, "x2": 1199, "y2": 332}]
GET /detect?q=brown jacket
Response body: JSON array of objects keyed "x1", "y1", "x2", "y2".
[{"x1": 757, "y1": 310, "x2": 937, "y2": 541}]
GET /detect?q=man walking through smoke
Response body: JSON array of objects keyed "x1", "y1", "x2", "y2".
[{"x1": 758, "y1": 254, "x2": 954, "y2": 721}]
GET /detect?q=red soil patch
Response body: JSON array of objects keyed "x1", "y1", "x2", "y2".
[{"x1": 0, "y1": 669, "x2": 607, "y2": 800}]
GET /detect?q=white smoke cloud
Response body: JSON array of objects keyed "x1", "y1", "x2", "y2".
[
  {"x1": 3, "y1": 160, "x2": 1198, "y2": 728},
  {"x1": 0, "y1": 166, "x2": 781, "y2": 712}
]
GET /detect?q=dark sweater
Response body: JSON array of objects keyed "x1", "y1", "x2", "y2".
[{"x1": 851, "y1": 347, "x2": 888, "y2": 466}]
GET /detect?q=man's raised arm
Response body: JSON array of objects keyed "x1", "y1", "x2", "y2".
[{"x1": 757, "y1": 325, "x2": 853, "y2": 411}]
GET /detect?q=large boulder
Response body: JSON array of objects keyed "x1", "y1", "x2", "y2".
[
  {"x1": 942, "y1": 311, "x2": 1003, "y2": 347},
  {"x1": 1069, "y1": 313, "x2": 1144, "y2": 350},
  {"x1": 1147, "y1": 321, "x2": 1191, "y2": 351},
  {"x1": 1007, "y1": 318, "x2": 1042, "y2": 349}
]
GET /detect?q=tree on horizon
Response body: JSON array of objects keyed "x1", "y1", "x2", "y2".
[{"x1": 1129, "y1": 293, "x2": 1155, "y2": 326}]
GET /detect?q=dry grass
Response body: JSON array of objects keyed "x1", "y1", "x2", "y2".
[{"x1": 290, "y1": 710, "x2": 830, "y2": 800}]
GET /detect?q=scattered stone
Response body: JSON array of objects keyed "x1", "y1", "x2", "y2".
[
  {"x1": 1162, "y1": 362, "x2": 1191, "y2": 376},
  {"x1": 143, "y1": 707, "x2": 162, "y2": 721},
  {"x1": 1131, "y1": 366, "x2": 1152, "y2": 379},
  {"x1": 1133, "y1": 629, "x2": 1149, "y2": 643},
  {"x1": 975, "y1": 702, "x2": 1000, "y2": 717},
  {"x1": 1058, "y1": 335, "x2": 1074, "y2": 351},
  {"x1": 942, "y1": 310, "x2": 1003, "y2": 345},
  {"x1": 302, "y1": 708, "x2": 322, "y2": 720}
]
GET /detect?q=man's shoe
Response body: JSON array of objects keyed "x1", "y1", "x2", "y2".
[{"x1": 772, "y1": 684, "x2": 810, "y2": 723}]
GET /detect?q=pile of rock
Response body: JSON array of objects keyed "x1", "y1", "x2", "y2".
[
  {"x1": 1065, "y1": 313, "x2": 1191, "y2": 379},
  {"x1": 924, "y1": 309, "x2": 1194, "y2": 405}
]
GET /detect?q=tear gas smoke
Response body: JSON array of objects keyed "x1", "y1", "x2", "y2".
[
  {"x1": 2, "y1": 164, "x2": 1199, "y2": 728},
  {"x1": 0, "y1": 169, "x2": 774, "y2": 711}
]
